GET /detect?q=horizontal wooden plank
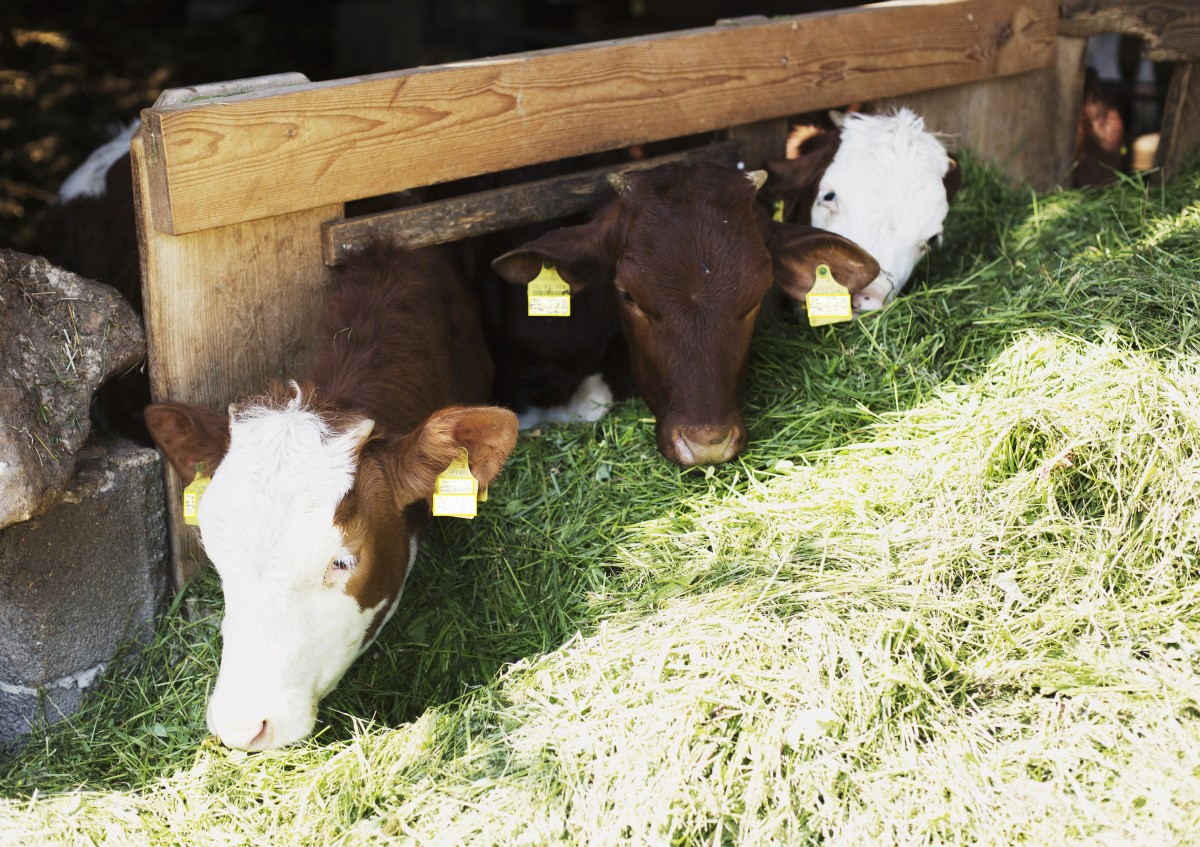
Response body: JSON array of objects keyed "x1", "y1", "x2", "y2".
[
  {"x1": 321, "y1": 139, "x2": 742, "y2": 264},
  {"x1": 1059, "y1": 1, "x2": 1200, "y2": 61},
  {"x1": 141, "y1": 0, "x2": 1057, "y2": 235}
]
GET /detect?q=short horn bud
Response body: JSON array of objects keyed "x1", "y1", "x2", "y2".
[
  {"x1": 744, "y1": 169, "x2": 768, "y2": 191},
  {"x1": 606, "y1": 171, "x2": 632, "y2": 195}
]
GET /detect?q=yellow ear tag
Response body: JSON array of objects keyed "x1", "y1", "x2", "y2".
[
  {"x1": 806, "y1": 263, "x2": 852, "y2": 327},
  {"x1": 182, "y1": 468, "x2": 211, "y2": 527},
  {"x1": 527, "y1": 262, "x2": 571, "y2": 317},
  {"x1": 432, "y1": 447, "x2": 479, "y2": 519},
  {"x1": 771, "y1": 199, "x2": 785, "y2": 223}
]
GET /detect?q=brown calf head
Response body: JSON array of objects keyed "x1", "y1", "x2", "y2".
[
  {"x1": 145, "y1": 394, "x2": 517, "y2": 750},
  {"x1": 493, "y1": 160, "x2": 878, "y2": 467}
]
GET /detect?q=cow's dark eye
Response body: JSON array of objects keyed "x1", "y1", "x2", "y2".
[
  {"x1": 620, "y1": 289, "x2": 636, "y2": 305},
  {"x1": 332, "y1": 555, "x2": 357, "y2": 572},
  {"x1": 822, "y1": 191, "x2": 836, "y2": 202}
]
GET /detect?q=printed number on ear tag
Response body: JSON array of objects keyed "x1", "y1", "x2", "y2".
[
  {"x1": 182, "y1": 469, "x2": 211, "y2": 527},
  {"x1": 433, "y1": 447, "x2": 479, "y2": 519},
  {"x1": 527, "y1": 262, "x2": 571, "y2": 317},
  {"x1": 771, "y1": 199, "x2": 785, "y2": 223},
  {"x1": 806, "y1": 263, "x2": 852, "y2": 327}
]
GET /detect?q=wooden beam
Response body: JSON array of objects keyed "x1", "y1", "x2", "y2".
[
  {"x1": 1059, "y1": 1, "x2": 1200, "y2": 61},
  {"x1": 131, "y1": 134, "x2": 341, "y2": 585},
  {"x1": 1157, "y1": 61, "x2": 1200, "y2": 181},
  {"x1": 321, "y1": 140, "x2": 741, "y2": 264},
  {"x1": 141, "y1": 0, "x2": 1056, "y2": 236}
]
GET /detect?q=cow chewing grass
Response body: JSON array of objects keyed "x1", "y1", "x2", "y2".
[
  {"x1": 487, "y1": 159, "x2": 879, "y2": 467},
  {"x1": 144, "y1": 240, "x2": 518, "y2": 750},
  {"x1": 765, "y1": 107, "x2": 961, "y2": 311}
]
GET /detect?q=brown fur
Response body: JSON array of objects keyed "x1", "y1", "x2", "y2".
[
  {"x1": 146, "y1": 240, "x2": 518, "y2": 623},
  {"x1": 491, "y1": 160, "x2": 878, "y2": 466}
]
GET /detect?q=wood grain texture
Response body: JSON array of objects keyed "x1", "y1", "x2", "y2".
[
  {"x1": 890, "y1": 35, "x2": 1089, "y2": 191},
  {"x1": 1157, "y1": 61, "x2": 1200, "y2": 181},
  {"x1": 1059, "y1": 0, "x2": 1200, "y2": 60},
  {"x1": 321, "y1": 140, "x2": 742, "y2": 263},
  {"x1": 141, "y1": 0, "x2": 1057, "y2": 235},
  {"x1": 132, "y1": 134, "x2": 340, "y2": 584}
]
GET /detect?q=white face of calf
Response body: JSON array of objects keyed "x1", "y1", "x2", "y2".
[
  {"x1": 197, "y1": 401, "x2": 384, "y2": 751},
  {"x1": 145, "y1": 392, "x2": 519, "y2": 752},
  {"x1": 809, "y1": 109, "x2": 955, "y2": 310}
]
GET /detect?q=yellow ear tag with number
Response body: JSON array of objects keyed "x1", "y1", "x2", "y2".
[
  {"x1": 771, "y1": 199, "x2": 785, "y2": 222},
  {"x1": 432, "y1": 447, "x2": 479, "y2": 519},
  {"x1": 806, "y1": 263, "x2": 852, "y2": 327},
  {"x1": 182, "y1": 466, "x2": 211, "y2": 527},
  {"x1": 527, "y1": 262, "x2": 571, "y2": 317}
]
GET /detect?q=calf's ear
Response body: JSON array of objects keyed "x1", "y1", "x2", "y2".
[
  {"x1": 144, "y1": 402, "x2": 231, "y2": 483},
  {"x1": 766, "y1": 224, "x2": 881, "y2": 300},
  {"x1": 491, "y1": 222, "x2": 613, "y2": 294},
  {"x1": 384, "y1": 405, "x2": 519, "y2": 506},
  {"x1": 765, "y1": 130, "x2": 840, "y2": 195},
  {"x1": 943, "y1": 156, "x2": 962, "y2": 203}
]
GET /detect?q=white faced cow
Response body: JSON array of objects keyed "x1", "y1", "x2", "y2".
[
  {"x1": 487, "y1": 160, "x2": 880, "y2": 467},
  {"x1": 765, "y1": 107, "x2": 961, "y2": 311},
  {"x1": 145, "y1": 241, "x2": 518, "y2": 751}
]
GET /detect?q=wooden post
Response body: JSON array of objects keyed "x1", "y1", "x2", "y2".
[
  {"x1": 132, "y1": 133, "x2": 342, "y2": 585},
  {"x1": 1156, "y1": 61, "x2": 1200, "y2": 180}
]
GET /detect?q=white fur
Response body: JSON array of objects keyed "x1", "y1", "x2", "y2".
[
  {"x1": 517, "y1": 372, "x2": 613, "y2": 430},
  {"x1": 58, "y1": 120, "x2": 140, "y2": 202},
  {"x1": 810, "y1": 108, "x2": 953, "y2": 308},
  {"x1": 198, "y1": 388, "x2": 397, "y2": 750}
]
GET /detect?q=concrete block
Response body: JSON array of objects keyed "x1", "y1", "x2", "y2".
[{"x1": 0, "y1": 437, "x2": 169, "y2": 746}]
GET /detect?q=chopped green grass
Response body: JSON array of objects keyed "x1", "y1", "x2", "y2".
[{"x1": 3, "y1": 155, "x2": 1200, "y2": 845}]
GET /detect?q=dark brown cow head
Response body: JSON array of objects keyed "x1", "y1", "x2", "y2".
[{"x1": 493, "y1": 161, "x2": 878, "y2": 467}]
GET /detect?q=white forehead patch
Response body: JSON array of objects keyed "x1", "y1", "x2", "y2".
[
  {"x1": 58, "y1": 119, "x2": 140, "y2": 202},
  {"x1": 811, "y1": 108, "x2": 952, "y2": 292},
  {"x1": 198, "y1": 390, "x2": 362, "y2": 582}
]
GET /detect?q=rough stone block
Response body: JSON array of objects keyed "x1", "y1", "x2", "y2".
[
  {"x1": 0, "y1": 249, "x2": 145, "y2": 529},
  {"x1": 0, "y1": 437, "x2": 168, "y2": 745}
]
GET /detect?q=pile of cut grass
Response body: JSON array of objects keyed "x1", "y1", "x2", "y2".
[{"x1": 2, "y1": 156, "x2": 1200, "y2": 845}]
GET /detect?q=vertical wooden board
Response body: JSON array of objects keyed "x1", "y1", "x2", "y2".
[
  {"x1": 1157, "y1": 62, "x2": 1200, "y2": 181},
  {"x1": 887, "y1": 36, "x2": 1089, "y2": 191},
  {"x1": 131, "y1": 134, "x2": 341, "y2": 586}
]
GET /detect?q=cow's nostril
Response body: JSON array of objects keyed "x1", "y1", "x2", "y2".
[
  {"x1": 673, "y1": 426, "x2": 741, "y2": 467},
  {"x1": 248, "y1": 720, "x2": 271, "y2": 750},
  {"x1": 216, "y1": 718, "x2": 272, "y2": 751}
]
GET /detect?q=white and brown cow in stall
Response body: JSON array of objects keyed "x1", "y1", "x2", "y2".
[
  {"x1": 486, "y1": 159, "x2": 880, "y2": 467},
  {"x1": 145, "y1": 241, "x2": 518, "y2": 751},
  {"x1": 764, "y1": 107, "x2": 961, "y2": 311}
]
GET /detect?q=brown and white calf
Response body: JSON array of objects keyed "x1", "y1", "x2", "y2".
[
  {"x1": 764, "y1": 108, "x2": 960, "y2": 311},
  {"x1": 489, "y1": 160, "x2": 879, "y2": 467},
  {"x1": 145, "y1": 241, "x2": 518, "y2": 751}
]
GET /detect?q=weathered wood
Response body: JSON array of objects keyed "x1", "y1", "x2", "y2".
[
  {"x1": 322, "y1": 140, "x2": 741, "y2": 264},
  {"x1": 890, "y1": 35, "x2": 1089, "y2": 190},
  {"x1": 1059, "y1": 0, "x2": 1200, "y2": 61},
  {"x1": 131, "y1": 134, "x2": 341, "y2": 585},
  {"x1": 141, "y1": 0, "x2": 1057, "y2": 236},
  {"x1": 1157, "y1": 61, "x2": 1200, "y2": 180}
]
